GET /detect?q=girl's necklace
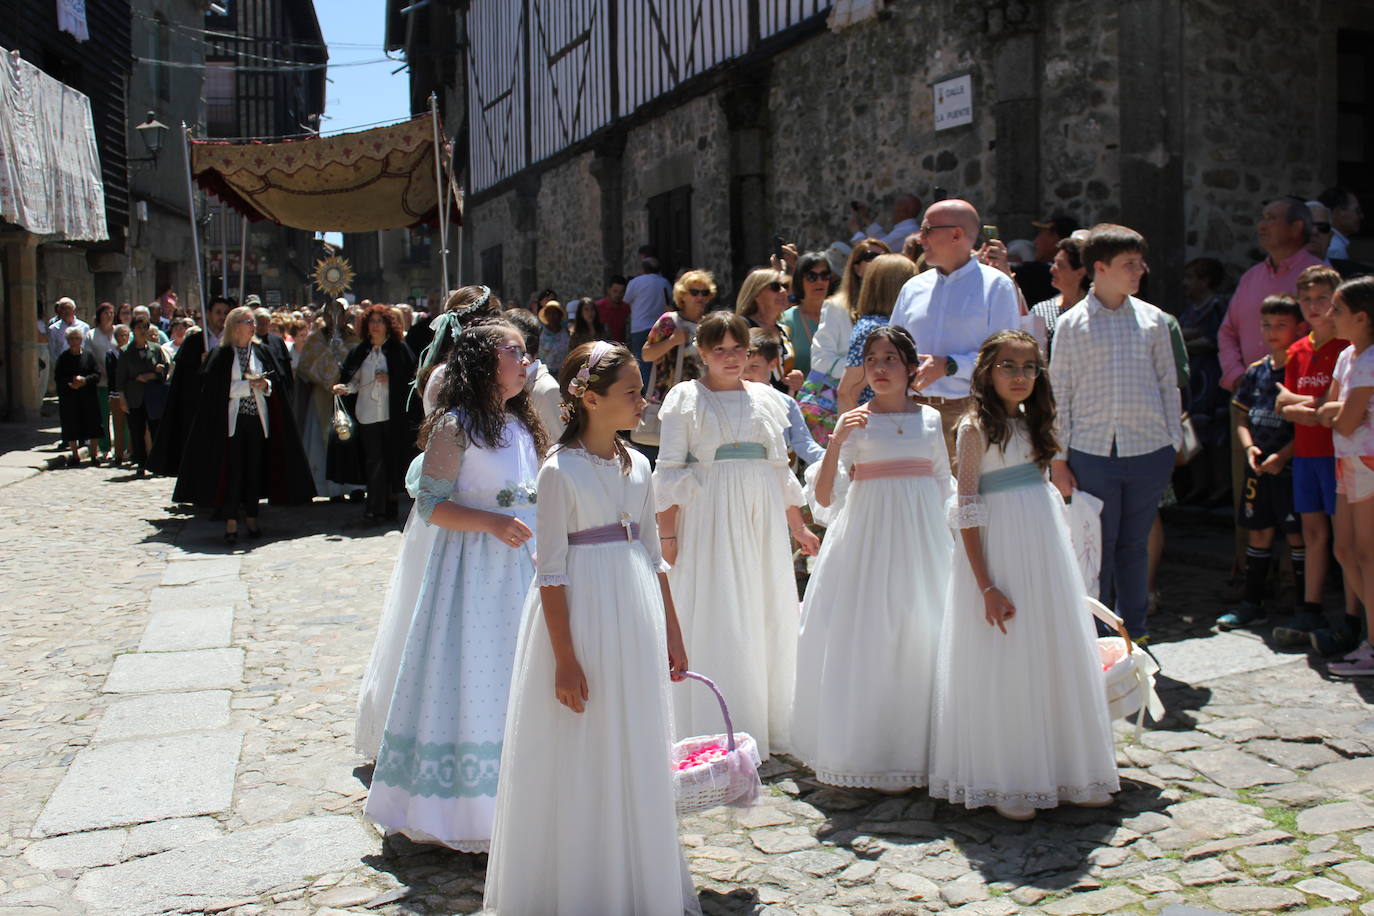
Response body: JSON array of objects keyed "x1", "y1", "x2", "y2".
[
  {"x1": 869, "y1": 403, "x2": 913, "y2": 435},
  {"x1": 700, "y1": 379, "x2": 749, "y2": 448}
]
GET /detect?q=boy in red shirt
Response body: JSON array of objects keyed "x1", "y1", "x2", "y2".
[{"x1": 1275, "y1": 265, "x2": 1357, "y2": 651}]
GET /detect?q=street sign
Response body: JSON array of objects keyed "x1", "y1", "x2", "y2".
[{"x1": 933, "y1": 73, "x2": 973, "y2": 131}]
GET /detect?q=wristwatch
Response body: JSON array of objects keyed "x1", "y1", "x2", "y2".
[{"x1": 945, "y1": 356, "x2": 958, "y2": 377}]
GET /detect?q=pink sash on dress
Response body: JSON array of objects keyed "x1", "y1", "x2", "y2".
[{"x1": 849, "y1": 458, "x2": 935, "y2": 482}]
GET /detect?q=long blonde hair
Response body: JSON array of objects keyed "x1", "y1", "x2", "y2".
[
  {"x1": 838, "y1": 237, "x2": 891, "y2": 320},
  {"x1": 852, "y1": 254, "x2": 916, "y2": 318},
  {"x1": 734, "y1": 268, "x2": 786, "y2": 320}
]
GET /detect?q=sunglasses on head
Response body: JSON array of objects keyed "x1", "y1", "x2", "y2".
[
  {"x1": 803, "y1": 270, "x2": 832, "y2": 283},
  {"x1": 855, "y1": 249, "x2": 881, "y2": 263}
]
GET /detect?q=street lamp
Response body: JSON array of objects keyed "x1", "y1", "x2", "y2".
[{"x1": 132, "y1": 110, "x2": 168, "y2": 168}]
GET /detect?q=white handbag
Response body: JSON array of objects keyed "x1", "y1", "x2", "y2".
[{"x1": 630, "y1": 333, "x2": 686, "y2": 447}]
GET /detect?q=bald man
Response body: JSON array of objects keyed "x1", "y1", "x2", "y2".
[
  {"x1": 890, "y1": 199, "x2": 1021, "y2": 458},
  {"x1": 849, "y1": 193, "x2": 923, "y2": 253}
]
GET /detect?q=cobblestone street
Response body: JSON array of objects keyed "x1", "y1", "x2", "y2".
[{"x1": 2, "y1": 457, "x2": 1373, "y2": 916}]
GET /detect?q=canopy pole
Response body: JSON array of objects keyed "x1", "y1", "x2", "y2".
[
  {"x1": 180, "y1": 124, "x2": 206, "y2": 324},
  {"x1": 220, "y1": 205, "x2": 229, "y2": 297},
  {"x1": 429, "y1": 93, "x2": 450, "y2": 297},
  {"x1": 237, "y1": 215, "x2": 248, "y2": 303}
]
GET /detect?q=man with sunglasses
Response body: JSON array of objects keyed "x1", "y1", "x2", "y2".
[{"x1": 890, "y1": 198, "x2": 1021, "y2": 460}]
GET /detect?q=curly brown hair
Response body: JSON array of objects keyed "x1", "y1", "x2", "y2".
[
  {"x1": 355, "y1": 303, "x2": 403, "y2": 342},
  {"x1": 965, "y1": 329, "x2": 1059, "y2": 470},
  {"x1": 418, "y1": 321, "x2": 549, "y2": 457}
]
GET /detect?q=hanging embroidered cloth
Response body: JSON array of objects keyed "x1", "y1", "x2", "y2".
[
  {"x1": 190, "y1": 114, "x2": 460, "y2": 233},
  {"x1": 0, "y1": 48, "x2": 107, "y2": 241}
]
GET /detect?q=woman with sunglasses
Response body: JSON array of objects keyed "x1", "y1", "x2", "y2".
[
  {"x1": 737, "y1": 268, "x2": 804, "y2": 394},
  {"x1": 641, "y1": 269, "x2": 715, "y2": 405},
  {"x1": 811, "y1": 239, "x2": 890, "y2": 397},
  {"x1": 782, "y1": 250, "x2": 835, "y2": 379}
]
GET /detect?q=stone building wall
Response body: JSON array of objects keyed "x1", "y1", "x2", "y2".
[
  {"x1": 1037, "y1": 2, "x2": 1120, "y2": 227},
  {"x1": 765, "y1": 0, "x2": 998, "y2": 256},
  {"x1": 456, "y1": 0, "x2": 1368, "y2": 309},
  {"x1": 1180, "y1": 0, "x2": 1327, "y2": 279},
  {"x1": 534, "y1": 153, "x2": 604, "y2": 302},
  {"x1": 621, "y1": 93, "x2": 733, "y2": 286}
]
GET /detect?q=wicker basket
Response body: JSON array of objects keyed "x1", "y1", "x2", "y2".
[
  {"x1": 1089, "y1": 597, "x2": 1164, "y2": 735},
  {"x1": 672, "y1": 672, "x2": 762, "y2": 816}
]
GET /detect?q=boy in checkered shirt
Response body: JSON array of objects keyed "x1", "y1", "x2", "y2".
[
  {"x1": 1217, "y1": 295, "x2": 1305, "y2": 630},
  {"x1": 1050, "y1": 224, "x2": 1183, "y2": 642}
]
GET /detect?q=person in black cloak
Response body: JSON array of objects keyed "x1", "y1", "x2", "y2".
[
  {"x1": 250, "y1": 300, "x2": 294, "y2": 399},
  {"x1": 148, "y1": 296, "x2": 230, "y2": 477},
  {"x1": 55, "y1": 325, "x2": 103, "y2": 466},
  {"x1": 330, "y1": 303, "x2": 420, "y2": 522},
  {"x1": 173, "y1": 305, "x2": 316, "y2": 543}
]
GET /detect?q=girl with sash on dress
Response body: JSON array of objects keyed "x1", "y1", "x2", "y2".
[
  {"x1": 486, "y1": 341, "x2": 699, "y2": 916},
  {"x1": 653, "y1": 311, "x2": 819, "y2": 760},
  {"x1": 930, "y1": 329, "x2": 1119, "y2": 821},
  {"x1": 794, "y1": 325, "x2": 953, "y2": 790},
  {"x1": 363, "y1": 321, "x2": 546, "y2": 851}
]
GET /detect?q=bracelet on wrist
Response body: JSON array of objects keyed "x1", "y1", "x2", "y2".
[
  {"x1": 982, "y1": 584, "x2": 997, "y2": 595},
  {"x1": 660, "y1": 536, "x2": 677, "y2": 541}
]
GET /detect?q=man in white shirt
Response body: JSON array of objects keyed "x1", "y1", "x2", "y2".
[
  {"x1": 890, "y1": 199, "x2": 1021, "y2": 458},
  {"x1": 624, "y1": 257, "x2": 673, "y2": 382},
  {"x1": 47, "y1": 298, "x2": 91, "y2": 374},
  {"x1": 849, "y1": 193, "x2": 922, "y2": 253}
]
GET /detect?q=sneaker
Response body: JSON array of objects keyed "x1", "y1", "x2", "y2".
[
  {"x1": 1329, "y1": 645, "x2": 1374, "y2": 677},
  {"x1": 1312, "y1": 617, "x2": 1362, "y2": 658},
  {"x1": 1273, "y1": 607, "x2": 1329, "y2": 647},
  {"x1": 1217, "y1": 603, "x2": 1265, "y2": 630},
  {"x1": 1339, "y1": 641, "x2": 1374, "y2": 664}
]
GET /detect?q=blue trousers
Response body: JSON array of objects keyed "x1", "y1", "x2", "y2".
[
  {"x1": 1069, "y1": 445, "x2": 1176, "y2": 639},
  {"x1": 629, "y1": 328, "x2": 651, "y2": 385}
]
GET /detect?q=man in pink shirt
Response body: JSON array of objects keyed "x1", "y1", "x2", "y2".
[{"x1": 1218, "y1": 197, "x2": 1325, "y2": 391}]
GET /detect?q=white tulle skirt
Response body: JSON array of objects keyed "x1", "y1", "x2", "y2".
[
  {"x1": 669, "y1": 460, "x2": 799, "y2": 760},
  {"x1": 485, "y1": 539, "x2": 700, "y2": 916},
  {"x1": 354, "y1": 505, "x2": 440, "y2": 759},
  {"x1": 792, "y1": 475, "x2": 952, "y2": 788},
  {"x1": 929, "y1": 480, "x2": 1120, "y2": 809},
  {"x1": 363, "y1": 509, "x2": 535, "y2": 851}
]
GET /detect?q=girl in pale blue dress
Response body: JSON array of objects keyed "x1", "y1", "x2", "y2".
[{"x1": 364, "y1": 321, "x2": 548, "y2": 851}]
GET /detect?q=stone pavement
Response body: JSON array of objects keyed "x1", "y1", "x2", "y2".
[{"x1": 0, "y1": 463, "x2": 1372, "y2": 915}]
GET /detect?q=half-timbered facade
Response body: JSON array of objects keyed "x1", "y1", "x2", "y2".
[{"x1": 392, "y1": 0, "x2": 1374, "y2": 309}]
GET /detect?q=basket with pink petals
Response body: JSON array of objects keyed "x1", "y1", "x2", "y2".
[{"x1": 672, "y1": 672, "x2": 762, "y2": 816}]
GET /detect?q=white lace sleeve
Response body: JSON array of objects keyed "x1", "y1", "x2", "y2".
[
  {"x1": 948, "y1": 421, "x2": 988, "y2": 529},
  {"x1": 533, "y1": 460, "x2": 572, "y2": 587},
  {"x1": 651, "y1": 383, "x2": 703, "y2": 511},
  {"x1": 416, "y1": 413, "x2": 466, "y2": 523}
]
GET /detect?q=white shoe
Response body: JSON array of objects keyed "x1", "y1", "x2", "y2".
[
  {"x1": 1340, "y1": 641, "x2": 1374, "y2": 664},
  {"x1": 995, "y1": 803, "x2": 1036, "y2": 821}
]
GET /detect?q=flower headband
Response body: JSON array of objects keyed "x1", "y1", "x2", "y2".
[{"x1": 567, "y1": 340, "x2": 615, "y2": 398}]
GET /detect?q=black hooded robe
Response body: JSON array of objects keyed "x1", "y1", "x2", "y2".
[
  {"x1": 172, "y1": 343, "x2": 316, "y2": 508},
  {"x1": 147, "y1": 329, "x2": 209, "y2": 477}
]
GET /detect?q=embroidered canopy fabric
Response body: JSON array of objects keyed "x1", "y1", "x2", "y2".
[
  {"x1": 0, "y1": 48, "x2": 108, "y2": 241},
  {"x1": 191, "y1": 114, "x2": 458, "y2": 233}
]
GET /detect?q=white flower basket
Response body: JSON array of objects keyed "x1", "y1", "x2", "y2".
[
  {"x1": 671, "y1": 672, "x2": 762, "y2": 816},
  {"x1": 1089, "y1": 597, "x2": 1164, "y2": 735}
]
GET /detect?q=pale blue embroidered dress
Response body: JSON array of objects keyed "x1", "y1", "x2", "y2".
[{"x1": 363, "y1": 411, "x2": 539, "y2": 851}]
